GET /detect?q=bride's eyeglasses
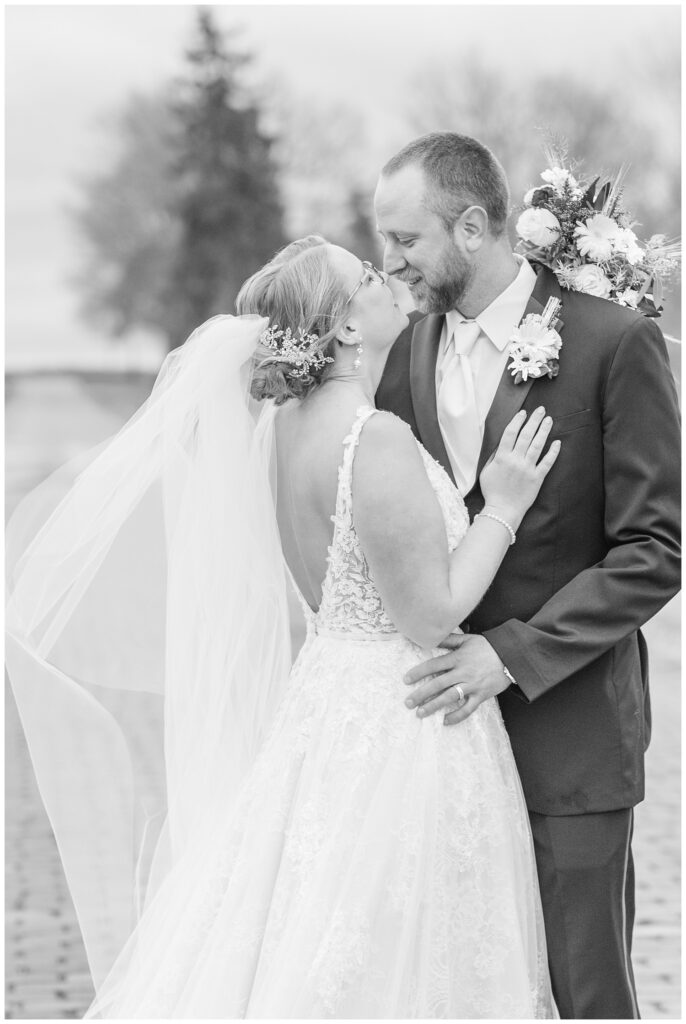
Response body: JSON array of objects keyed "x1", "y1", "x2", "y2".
[{"x1": 346, "y1": 261, "x2": 386, "y2": 304}]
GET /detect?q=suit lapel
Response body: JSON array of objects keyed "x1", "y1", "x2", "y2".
[
  {"x1": 409, "y1": 314, "x2": 455, "y2": 481},
  {"x1": 407, "y1": 266, "x2": 565, "y2": 495},
  {"x1": 473, "y1": 267, "x2": 565, "y2": 484}
]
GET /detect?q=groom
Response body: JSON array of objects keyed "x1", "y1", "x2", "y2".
[{"x1": 374, "y1": 133, "x2": 680, "y2": 1019}]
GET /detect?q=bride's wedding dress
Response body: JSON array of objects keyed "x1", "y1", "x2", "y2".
[
  {"x1": 7, "y1": 320, "x2": 555, "y2": 1018},
  {"x1": 86, "y1": 404, "x2": 554, "y2": 1018}
]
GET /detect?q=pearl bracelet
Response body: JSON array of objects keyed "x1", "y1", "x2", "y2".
[{"x1": 474, "y1": 510, "x2": 517, "y2": 546}]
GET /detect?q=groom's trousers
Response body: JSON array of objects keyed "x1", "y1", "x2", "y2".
[{"x1": 528, "y1": 807, "x2": 640, "y2": 1019}]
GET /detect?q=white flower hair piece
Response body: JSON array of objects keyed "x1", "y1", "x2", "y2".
[{"x1": 259, "y1": 323, "x2": 334, "y2": 380}]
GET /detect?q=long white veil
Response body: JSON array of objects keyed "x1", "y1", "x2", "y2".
[{"x1": 6, "y1": 315, "x2": 293, "y2": 1003}]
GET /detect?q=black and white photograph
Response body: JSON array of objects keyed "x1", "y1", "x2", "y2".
[{"x1": 5, "y1": 2, "x2": 681, "y2": 1019}]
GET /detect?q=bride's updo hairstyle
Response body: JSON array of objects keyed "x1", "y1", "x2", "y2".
[{"x1": 236, "y1": 235, "x2": 349, "y2": 405}]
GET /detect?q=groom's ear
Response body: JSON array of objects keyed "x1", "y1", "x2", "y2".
[{"x1": 452, "y1": 206, "x2": 488, "y2": 252}]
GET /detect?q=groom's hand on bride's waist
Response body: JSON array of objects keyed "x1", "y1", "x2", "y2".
[{"x1": 403, "y1": 634, "x2": 510, "y2": 726}]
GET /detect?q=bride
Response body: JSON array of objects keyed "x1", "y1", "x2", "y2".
[{"x1": 7, "y1": 235, "x2": 560, "y2": 1018}]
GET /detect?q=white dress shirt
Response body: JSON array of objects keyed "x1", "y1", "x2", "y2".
[{"x1": 435, "y1": 257, "x2": 537, "y2": 492}]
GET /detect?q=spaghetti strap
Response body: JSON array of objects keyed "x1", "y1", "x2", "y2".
[{"x1": 332, "y1": 405, "x2": 378, "y2": 532}]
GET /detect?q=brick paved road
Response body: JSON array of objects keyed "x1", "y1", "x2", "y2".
[
  {"x1": 632, "y1": 597, "x2": 681, "y2": 1019},
  {"x1": 5, "y1": 375, "x2": 681, "y2": 1018}
]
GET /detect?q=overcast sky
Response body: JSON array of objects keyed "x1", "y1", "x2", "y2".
[{"x1": 6, "y1": 2, "x2": 681, "y2": 362}]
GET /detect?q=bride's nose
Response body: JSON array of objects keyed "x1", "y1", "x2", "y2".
[{"x1": 386, "y1": 273, "x2": 415, "y2": 314}]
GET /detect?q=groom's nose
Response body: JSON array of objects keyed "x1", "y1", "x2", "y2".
[{"x1": 382, "y1": 240, "x2": 407, "y2": 276}]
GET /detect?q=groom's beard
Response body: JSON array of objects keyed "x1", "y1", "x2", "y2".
[{"x1": 409, "y1": 253, "x2": 475, "y2": 314}]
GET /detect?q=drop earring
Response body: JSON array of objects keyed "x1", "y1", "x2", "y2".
[{"x1": 353, "y1": 337, "x2": 364, "y2": 370}]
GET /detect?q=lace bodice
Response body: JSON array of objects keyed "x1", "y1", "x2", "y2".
[{"x1": 296, "y1": 405, "x2": 470, "y2": 639}]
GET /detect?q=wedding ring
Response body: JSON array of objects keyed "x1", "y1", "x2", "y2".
[{"x1": 454, "y1": 684, "x2": 466, "y2": 703}]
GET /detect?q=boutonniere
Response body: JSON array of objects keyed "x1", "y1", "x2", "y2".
[{"x1": 507, "y1": 296, "x2": 563, "y2": 384}]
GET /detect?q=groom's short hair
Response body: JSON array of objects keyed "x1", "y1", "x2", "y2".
[{"x1": 382, "y1": 132, "x2": 510, "y2": 237}]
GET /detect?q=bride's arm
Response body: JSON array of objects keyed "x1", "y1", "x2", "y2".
[{"x1": 353, "y1": 410, "x2": 559, "y2": 649}]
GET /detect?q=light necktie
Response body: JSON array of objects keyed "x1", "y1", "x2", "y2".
[{"x1": 437, "y1": 319, "x2": 482, "y2": 496}]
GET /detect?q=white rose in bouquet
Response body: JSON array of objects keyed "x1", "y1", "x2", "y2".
[
  {"x1": 569, "y1": 264, "x2": 613, "y2": 298},
  {"x1": 574, "y1": 214, "x2": 621, "y2": 263},
  {"x1": 516, "y1": 208, "x2": 561, "y2": 247}
]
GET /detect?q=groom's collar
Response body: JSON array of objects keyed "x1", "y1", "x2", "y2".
[
  {"x1": 407, "y1": 261, "x2": 565, "y2": 482},
  {"x1": 445, "y1": 255, "x2": 538, "y2": 352}
]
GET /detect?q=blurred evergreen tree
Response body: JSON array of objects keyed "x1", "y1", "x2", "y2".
[
  {"x1": 165, "y1": 8, "x2": 285, "y2": 345},
  {"x1": 73, "y1": 8, "x2": 285, "y2": 349},
  {"x1": 71, "y1": 92, "x2": 180, "y2": 339}
]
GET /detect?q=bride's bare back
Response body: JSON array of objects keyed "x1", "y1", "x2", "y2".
[{"x1": 274, "y1": 395, "x2": 364, "y2": 612}]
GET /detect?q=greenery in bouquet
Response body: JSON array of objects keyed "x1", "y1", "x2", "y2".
[{"x1": 515, "y1": 144, "x2": 680, "y2": 318}]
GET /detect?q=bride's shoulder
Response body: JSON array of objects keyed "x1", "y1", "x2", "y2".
[
  {"x1": 352, "y1": 410, "x2": 443, "y2": 538},
  {"x1": 361, "y1": 408, "x2": 416, "y2": 449},
  {"x1": 354, "y1": 410, "x2": 426, "y2": 486}
]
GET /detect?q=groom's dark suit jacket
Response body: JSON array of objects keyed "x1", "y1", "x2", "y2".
[{"x1": 377, "y1": 266, "x2": 680, "y2": 816}]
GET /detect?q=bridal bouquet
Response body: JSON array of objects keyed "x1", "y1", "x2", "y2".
[{"x1": 515, "y1": 149, "x2": 680, "y2": 317}]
